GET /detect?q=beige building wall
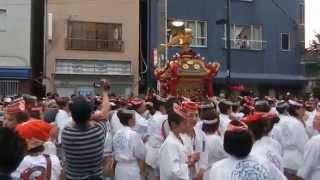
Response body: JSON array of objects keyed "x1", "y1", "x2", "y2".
[{"x1": 46, "y1": 0, "x2": 139, "y2": 96}]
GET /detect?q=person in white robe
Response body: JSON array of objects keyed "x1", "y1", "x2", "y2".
[
  {"x1": 242, "y1": 112, "x2": 284, "y2": 172},
  {"x1": 305, "y1": 101, "x2": 319, "y2": 137},
  {"x1": 179, "y1": 101, "x2": 208, "y2": 180},
  {"x1": 145, "y1": 96, "x2": 168, "y2": 180},
  {"x1": 271, "y1": 101, "x2": 290, "y2": 149},
  {"x1": 159, "y1": 103, "x2": 191, "y2": 180},
  {"x1": 113, "y1": 109, "x2": 146, "y2": 180},
  {"x1": 209, "y1": 120, "x2": 286, "y2": 180},
  {"x1": 218, "y1": 100, "x2": 233, "y2": 135},
  {"x1": 297, "y1": 112, "x2": 320, "y2": 180},
  {"x1": 200, "y1": 111, "x2": 227, "y2": 180},
  {"x1": 280, "y1": 100, "x2": 309, "y2": 179}
]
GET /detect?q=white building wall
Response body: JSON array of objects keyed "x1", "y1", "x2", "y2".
[{"x1": 0, "y1": 0, "x2": 31, "y2": 67}]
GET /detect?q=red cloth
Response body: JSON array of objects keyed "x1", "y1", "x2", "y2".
[
  {"x1": 241, "y1": 112, "x2": 277, "y2": 124},
  {"x1": 16, "y1": 120, "x2": 53, "y2": 142},
  {"x1": 5, "y1": 99, "x2": 25, "y2": 114},
  {"x1": 181, "y1": 101, "x2": 198, "y2": 113},
  {"x1": 226, "y1": 120, "x2": 248, "y2": 133},
  {"x1": 128, "y1": 99, "x2": 145, "y2": 107}
]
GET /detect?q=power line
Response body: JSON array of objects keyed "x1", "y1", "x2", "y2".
[{"x1": 271, "y1": 0, "x2": 299, "y2": 27}]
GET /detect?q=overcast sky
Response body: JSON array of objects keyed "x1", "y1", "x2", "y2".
[{"x1": 306, "y1": 0, "x2": 320, "y2": 47}]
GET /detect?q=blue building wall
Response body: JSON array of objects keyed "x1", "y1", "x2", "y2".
[{"x1": 149, "y1": 0, "x2": 305, "y2": 93}]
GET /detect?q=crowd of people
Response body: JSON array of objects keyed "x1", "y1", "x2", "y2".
[{"x1": 0, "y1": 81, "x2": 320, "y2": 180}]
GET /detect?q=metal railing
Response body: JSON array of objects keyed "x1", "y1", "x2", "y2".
[
  {"x1": 223, "y1": 38, "x2": 266, "y2": 50},
  {"x1": 65, "y1": 38, "x2": 124, "y2": 52},
  {"x1": 0, "y1": 80, "x2": 20, "y2": 97}
]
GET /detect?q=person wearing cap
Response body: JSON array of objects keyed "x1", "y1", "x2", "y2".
[
  {"x1": 242, "y1": 113, "x2": 283, "y2": 172},
  {"x1": 145, "y1": 95, "x2": 168, "y2": 180},
  {"x1": 297, "y1": 112, "x2": 320, "y2": 180},
  {"x1": 3, "y1": 99, "x2": 29, "y2": 130},
  {"x1": 271, "y1": 101, "x2": 290, "y2": 147},
  {"x1": 305, "y1": 101, "x2": 319, "y2": 137},
  {"x1": 278, "y1": 100, "x2": 309, "y2": 179},
  {"x1": 113, "y1": 109, "x2": 146, "y2": 180},
  {"x1": 197, "y1": 101, "x2": 217, "y2": 129},
  {"x1": 128, "y1": 98, "x2": 149, "y2": 139},
  {"x1": 231, "y1": 101, "x2": 244, "y2": 121},
  {"x1": 159, "y1": 105, "x2": 190, "y2": 180},
  {"x1": 209, "y1": 120, "x2": 286, "y2": 180},
  {"x1": 179, "y1": 101, "x2": 208, "y2": 180},
  {"x1": 218, "y1": 100, "x2": 233, "y2": 135},
  {"x1": 200, "y1": 111, "x2": 227, "y2": 180},
  {"x1": 12, "y1": 120, "x2": 61, "y2": 180}
]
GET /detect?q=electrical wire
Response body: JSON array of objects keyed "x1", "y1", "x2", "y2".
[
  {"x1": 139, "y1": 22, "x2": 148, "y2": 74},
  {"x1": 271, "y1": 0, "x2": 299, "y2": 27}
]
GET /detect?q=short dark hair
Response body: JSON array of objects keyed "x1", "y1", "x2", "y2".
[
  {"x1": 56, "y1": 97, "x2": 69, "y2": 109},
  {"x1": 224, "y1": 121, "x2": 253, "y2": 159},
  {"x1": 201, "y1": 111, "x2": 220, "y2": 134},
  {"x1": 0, "y1": 127, "x2": 26, "y2": 174},
  {"x1": 255, "y1": 100, "x2": 271, "y2": 113},
  {"x1": 246, "y1": 120, "x2": 268, "y2": 141},
  {"x1": 276, "y1": 106, "x2": 287, "y2": 114},
  {"x1": 167, "y1": 110, "x2": 184, "y2": 130},
  {"x1": 69, "y1": 96, "x2": 93, "y2": 124},
  {"x1": 288, "y1": 105, "x2": 300, "y2": 118},
  {"x1": 219, "y1": 102, "x2": 231, "y2": 114},
  {"x1": 164, "y1": 97, "x2": 179, "y2": 112},
  {"x1": 117, "y1": 109, "x2": 134, "y2": 126},
  {"x1": 15, "y1": 112, "x2": 29, "y2": 124}
]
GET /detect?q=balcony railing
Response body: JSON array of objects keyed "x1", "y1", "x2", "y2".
[
  {"x1": 223, "y1": 38, "x2": 266, "y2": 50},
  {"x1": 65, "y1": 38, "x2": 124, "y2": 52}
]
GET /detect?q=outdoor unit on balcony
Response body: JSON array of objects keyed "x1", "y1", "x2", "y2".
[{"x1": 48, "y1": 13, "x2": 53, "y2": 40}]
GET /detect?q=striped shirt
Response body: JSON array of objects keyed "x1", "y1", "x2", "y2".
[{"x1": 62, "y1": 121, "x2": 107, "y2": 179}]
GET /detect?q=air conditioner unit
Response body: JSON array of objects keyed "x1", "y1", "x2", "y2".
[{"x1": 48, "y1": 13, "x2": 53, "y2": 40}]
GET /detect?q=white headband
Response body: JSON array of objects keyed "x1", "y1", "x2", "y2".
[{"x1": 202, "y1": 118, "x2": 219, "y2": 125}]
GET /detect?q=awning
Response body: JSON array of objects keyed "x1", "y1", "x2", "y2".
[
  {"x1": 215, "y1": 72, "x2": 306, "y2": 85},
  {"x1": 0, "y1": 68, "x2": 31, "y2": 79}
]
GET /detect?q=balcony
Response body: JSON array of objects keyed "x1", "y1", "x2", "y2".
[
  {"x1": 65, "y1": 38, "x2": 124, "y2": 52},
  {"x1": 223, "y1": 38, "x2": 266, "y2": 50}
]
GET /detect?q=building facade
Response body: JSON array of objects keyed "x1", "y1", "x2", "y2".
[
  {"x1": 46, "y1": 0, "x2": 139, "y2": 97},
  {"x1": 148, "y1": 0, "x2": 306, "y2": 96},
  {"x1": 0, "y1": 0, "x2": 32, "y2": 96}
]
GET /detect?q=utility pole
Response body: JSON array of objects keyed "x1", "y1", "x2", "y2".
[{"x1": 225, "y1": 0, "x2": 231, "y2": 86}]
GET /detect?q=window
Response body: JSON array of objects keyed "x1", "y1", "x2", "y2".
[
  {"x1": 0, "y1": 9, "x2": 7, "y2": 31},
  {"x1": 298, "y1": 4, "x2": 305, "y2": 25},
  {"x1": 281, "y1": 33, "x2": 290, "y2": 50},
  {"x1": 225, "y1": 24, "x2": 263, "y2": 50},
  {"x1": 184, "y1": 20, "x2": 208, "y2": 47},
  {"x1": 55, "y1": 59, "x2": 131, "y2": 75},
  {"x1": 66, "y1": 21, "x2": 123, "y2": 51}
]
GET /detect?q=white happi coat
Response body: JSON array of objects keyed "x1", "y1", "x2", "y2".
[
  {"x1": 159, "y1": 132, "x2": 190, "y2": 180},
  {"x1": 219, "y1": 114, "x2": 231, "y2": 135},
  {"x1": 110, "y1": 111, "x2": 148, "y2": 138},
  {"x1": 145, "y1": 111, "x2": 168, "y2": 168},
  {"x1": 12, "y1": 153, "x2": 62, "y2": 180},
  {"x1": 251, "y1": 136, "x2": 284, "y2": 172},
  {"x1": 209, "y1": 155, "x2": 287, "y2": 180},
  {"x1": 278, "y1": 116, "x2": 309, "y2": 171},
  {"x1": 181, "y1": 128, "x2": 208, "y2": 179},
  {"x1": 305, "y1": 110, "x2": 319, "y2": 137},
  {"x1": 133, "y1": 112, "x2": 149, "y2": 138},
  {"x1": 113, "y1": 127, "x2": 146, "y2": 180},
  {"x1": 203, "y1": 133, "x2": 228, "y2": 180},
  {"x1": 271, "y1": 114, "x2": 290, "y2": 147},
  {"x1": 297, "y1": 134, "x2": 320, "y2": 180}
]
